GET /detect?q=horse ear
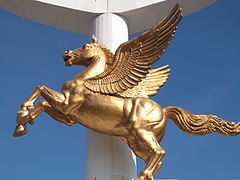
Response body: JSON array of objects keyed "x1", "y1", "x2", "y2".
[{"x1": 92, "y1": 35, "x2": 98, "y2": 43}]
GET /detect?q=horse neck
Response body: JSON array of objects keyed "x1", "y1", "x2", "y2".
[{"x1": 74, "y1": 54, "x2": 107, "y2": 80}]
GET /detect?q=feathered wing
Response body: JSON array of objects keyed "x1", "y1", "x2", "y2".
[
  {"x1": 84, "y1": 3, "x2": 182, "y2": 96},
  {"x1": 118, "y1": 65, "x2": 171, "y2": 98}
]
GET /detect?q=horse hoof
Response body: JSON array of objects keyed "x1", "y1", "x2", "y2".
[
  {"x1": 134, "y1": 176, "x2": 145, "y2": 180},
  {"x1": 135, "y1": 174, "x2": 154, "y2": 180},
  {"x1": 13, "y1": 124, "x2": 27, "y2": 137}
]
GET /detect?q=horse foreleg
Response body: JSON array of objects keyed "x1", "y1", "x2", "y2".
[
  {"x1": 14, "y1": 100, "x2": 74, "y2": 137},
  {"x1": 33, "y1": 85, "x2": 79, "y2": 114},
  {"x1": 16, "y1": 86, "x2": 43, "y2": 126},
  {"x1": 20, "y1": 86, "x2": 43, "y2": 110},
  {"x1": 14, "y1": 100, "x2": 47, "y2": 137},
  {"x1": 16, "y1": 101, "x2": 46, "y2": 124},
  {"x1": 15, "y1": 85, "x2": 65, "y2": 137},
  {"x1": 17, "y1": 85, "x2": 65, "y2": 123},
  {"x1": 21, "y1": 85, "x2": 65, "y2": 110}
]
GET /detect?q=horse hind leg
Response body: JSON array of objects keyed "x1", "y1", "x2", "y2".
[
  {"x1": 130, "y1": 128, "x2": 165, "y2": 180},
  {"x1": 126, "y1": 137, "x2": 154, "y2": 180},
  {"x1": 140, "y1": 131, "x2": 165, "y2": 180},
  {"x1": 126, "y1": 98, "x2": 166, "y2": 179}
]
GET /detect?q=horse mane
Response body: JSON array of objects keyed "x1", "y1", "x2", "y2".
[{"x1": 96, "y1": 43, "x2": 115, "y2": 65}]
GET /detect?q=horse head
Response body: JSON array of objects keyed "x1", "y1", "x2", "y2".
[{"x1": 63, "y1": 35, "x2": 114, "y2": 67}]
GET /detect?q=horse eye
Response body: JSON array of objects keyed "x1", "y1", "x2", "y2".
[{"x1": 83, "y1": 44, "x2": 92, "y2": 49}]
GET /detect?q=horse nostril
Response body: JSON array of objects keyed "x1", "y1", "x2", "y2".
[{"x1": 63, "y1": 55, "x2": 72, "y2": 62}]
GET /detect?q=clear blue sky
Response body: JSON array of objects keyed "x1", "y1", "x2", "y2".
[{"x1": 0, "y1": 0, "x2": 240, "y2": 180}]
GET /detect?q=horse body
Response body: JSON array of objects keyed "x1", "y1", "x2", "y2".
[
  {"x1": 69, "y1": 93, "x2": 166, "y2": 138},
  {"x1": 13, "y1": 4, "x2": 240, "y2": 178},
  {"x1": 71, "y1": 93, "x2": 127, "y2": 136},
  {"x1": 14, "y1": 39, "x2": 240, "y2": 180}
]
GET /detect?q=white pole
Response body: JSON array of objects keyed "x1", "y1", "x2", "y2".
[{"x1": 85, "y1": 13, "x2": 137, "y2": 180}]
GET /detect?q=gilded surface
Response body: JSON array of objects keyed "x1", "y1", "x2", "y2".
[{"x1": 13, "y1": 4, "x2": 240, "y2": 180}]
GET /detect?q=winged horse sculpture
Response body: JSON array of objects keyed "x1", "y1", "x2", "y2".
[{"x1": 14, "y1": 4, "x2": 240, "y2": 180}]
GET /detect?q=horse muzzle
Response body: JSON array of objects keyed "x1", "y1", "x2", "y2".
[{"x1": 63, "y1": 54, "x2": 74, "y2": 66}]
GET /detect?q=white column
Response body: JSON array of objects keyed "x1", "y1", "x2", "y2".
[
  {"x1": 85, "y1": 13, "x2": 137, "y2": 180},
  {"x1": 92, "y1": 13, "x2": 128, "y2": 52}
]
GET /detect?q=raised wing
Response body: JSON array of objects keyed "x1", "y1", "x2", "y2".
[
  {"x1": 118, "y1": 65, "x2": 171, "y2": 98},
  {"x1": 84, "y1": 3, "x2": 182, "y2": 95}
]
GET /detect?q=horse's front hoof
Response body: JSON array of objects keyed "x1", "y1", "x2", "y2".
[{"x1": 13, "y1": 124, "x2": 27, "y2": 137}]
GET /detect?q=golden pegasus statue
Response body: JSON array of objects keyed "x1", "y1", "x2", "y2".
[{"x1": 13, "y1": 4, "x2": 240, "y2": 180}]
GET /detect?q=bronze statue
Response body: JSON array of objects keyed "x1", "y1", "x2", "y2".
[{"x1": 13, "y1": 4, "x2": 240, "y2": 180}]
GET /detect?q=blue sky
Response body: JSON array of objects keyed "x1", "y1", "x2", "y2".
[{"x1": 0, "y1": 0, "x2": 240, "y2": 180}]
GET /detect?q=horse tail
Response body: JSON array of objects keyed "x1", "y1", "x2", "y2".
[{"x1": 163, "y1": 106, "x2": 240, "y2": 136}]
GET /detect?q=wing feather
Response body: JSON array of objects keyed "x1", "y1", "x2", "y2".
[
  {"x1": 84, "y1": 3, "x2": 182, "y2": 95},
  {"x1": 118, "y1": 65, "x2": 171, "y2": 98}
]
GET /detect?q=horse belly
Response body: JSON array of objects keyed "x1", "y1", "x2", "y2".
[{"x1": 70, "y1": 94, "x2": 127, "y2": 136}]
